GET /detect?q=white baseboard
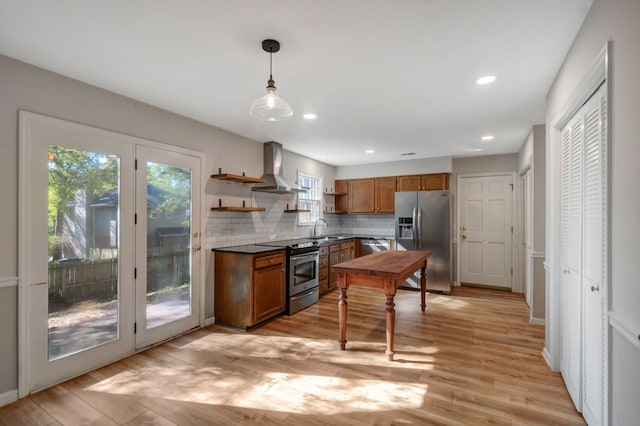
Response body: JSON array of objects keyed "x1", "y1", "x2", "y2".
[
  {"x1": 452, "y1": 281, "x2": 460, "y2": 287},
  {"x1": 0, "y1": 389, "x2": 18, "y2": 407},
  {"x1": 542, "y1": 347, "x2": 557, "y2": 372},
  {"x1": 530, "y1": 317, "x2": 545, "y2": 326},
  {"x1": 204, "y1": 316, "x2": 216, "y2": 327}
]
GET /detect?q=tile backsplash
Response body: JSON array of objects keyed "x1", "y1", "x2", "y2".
[{"x1": 204, "y1": 192, "x2": 394, "y2": 249}]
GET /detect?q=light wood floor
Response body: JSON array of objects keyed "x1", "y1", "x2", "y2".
[{"x1": 0, "y1": 286, "x2": 585, "y2": 425}]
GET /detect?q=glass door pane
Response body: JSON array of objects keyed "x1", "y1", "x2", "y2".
[
  {"x1": 135, "y1": 145, "x2": 200, "y2": 348},
  {"x1": 47, "y1": 146, "x2": 120, "y2": 360},
  {"x1": 145, "y1": 161, "x2": 192, "y2": 329}
]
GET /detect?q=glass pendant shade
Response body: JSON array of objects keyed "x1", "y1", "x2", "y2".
[{"x1": 250, "y1": 86, "x2": 293, "y2": 121}]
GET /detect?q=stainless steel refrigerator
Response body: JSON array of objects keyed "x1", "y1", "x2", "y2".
[{"x1": 395, "y1": 190, "x2": 451, "y2": 293}]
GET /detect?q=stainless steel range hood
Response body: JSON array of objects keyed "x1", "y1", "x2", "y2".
[{"x1": 252, "y1": 141, "x2": 307, "y2": 194}]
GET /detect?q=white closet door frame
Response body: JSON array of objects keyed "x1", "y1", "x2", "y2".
[{"x1": 548, "y1": 43, "x2": 610, "y2": 425}]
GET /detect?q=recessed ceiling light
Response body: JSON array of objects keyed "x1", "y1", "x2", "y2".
[
  {"x1": 481, "y1": 135, "x2": 494, "y2": 141},
  {"x1": 400, "y1": 152, "x2": 416, "y2": 156},
  {"x1": 476, "y1": 75, "x2": 496, "y2": 85},
  {"x1": 468, "y1": 148, "x2": 483, "y2": 152},
  {"x1": 365, "y1": 149, "x2": 375, "y2": 154},
  {"x1": 303, "y1": 113, "x2": 317, "y2": 120}
]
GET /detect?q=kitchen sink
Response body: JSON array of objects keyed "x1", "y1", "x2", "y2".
[{"x1": 312, "y1": 236, "x2": 344, "y2": 242}]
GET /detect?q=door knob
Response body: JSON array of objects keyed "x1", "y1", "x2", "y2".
[
  {"x1": 462, "y1": 234, "x2": 467, "y2": 240},
  {"x1": 192, "y1": 245, "x2": 201, "y2": 253},
  {"x1": 591, "y1": 285, "x2": 600, "y2": 292},
  {"x1": 462, "y1": 226, "x2": 467, "y2": 231},
  {"x1": 563, "y1": 268, "x2": 570, "y2": 274}
]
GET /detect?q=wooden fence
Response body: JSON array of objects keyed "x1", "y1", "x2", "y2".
[{"x1": 48, "y1": 252, "x2": 190, "y2": 303}]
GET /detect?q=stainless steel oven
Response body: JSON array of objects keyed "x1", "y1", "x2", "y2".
[{"x1": 288, "y1": 250, "x2": 319, "y2": 314}]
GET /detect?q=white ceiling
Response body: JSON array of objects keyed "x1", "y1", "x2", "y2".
[{"x1": 0, "y1": 0, "x2": 592, "y2": 166}]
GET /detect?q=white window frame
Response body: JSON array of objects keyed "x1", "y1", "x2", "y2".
[{"x1": 297, "y1": 172, "x2": 322, "y2": 226}]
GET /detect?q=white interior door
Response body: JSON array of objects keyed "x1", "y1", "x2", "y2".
[
  {"x1": 559, "y1": 83, "x2": 608, "y2": 425},
  {"x1": 134, "y1": 145, "x2": 201, "y2": 349},
  {"x1": 581, "y1": 85, "x2": 607, "y2": 426},
  {"x1": 560, "y1": 116, "x2": 583, "y2": 408},
  {"x1": 459, "y1": 174, "x2": 513, "y2": 288},
  {"x1": 22, "y1": 113, "x2": 135, "y2": 392}
]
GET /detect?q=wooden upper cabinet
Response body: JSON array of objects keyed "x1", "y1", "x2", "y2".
[
  {"x1": 397, "y1": 175, "x2": 422, "y2": 192},
  {"x1": 349, "y1": 178, "x2": 375, "y2": 213},
  {"x1": 375, "y1": 177, "x2": 397, "y2": 213},
  {"x1": 422, "y1": 173, "x2": 449, "y2": 190},
  {"x1": 398, "y1": 173, "x2": 449, "y2": 191},
  {"x1": 334, "y1": 179, "x2": 348, "y2": 213}
]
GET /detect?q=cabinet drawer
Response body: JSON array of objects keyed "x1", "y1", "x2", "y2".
[
  {"x1": 329, "y1": 243, "x2": 341, "y2": 253},
  {"x1": 319, "y1": 256, "x2": 329, "y2": 268},
  {"x1": 319, "y1": 269, "x2": 328, "y2": 281},
  {"x1": 319, "y1": 279, "x2": 329, "y2": 293},
  {"x1": 340, "y1": 241, "x2": 351, "y2": 251},
  {"x1": 319, "y1": 246, "x2": 329, "y2": 256},
  {"x1": 254, "y1": 253, "x2": 285, "y2": 269}
]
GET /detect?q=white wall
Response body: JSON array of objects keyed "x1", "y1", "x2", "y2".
[
  {"x1": 545, "y1": 0, "x2": 640, "y2": 423},
  {"x1": 0, "y1": 53, "x2": 336, "y2": 396},
  {"x1": 518, "y1": 125, "x2": 546, "y2": 320},
  {"x1": 336, "y1": 156, "x2": 452, "y2": 179}
]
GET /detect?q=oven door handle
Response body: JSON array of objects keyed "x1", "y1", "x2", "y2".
[{"x1": 290, "y1": 252, "x2": 319, "y2": 262}]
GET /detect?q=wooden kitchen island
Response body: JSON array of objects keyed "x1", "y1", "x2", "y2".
[{"x1": 332, "y1": 250, "x2": 431, "y2": 360}]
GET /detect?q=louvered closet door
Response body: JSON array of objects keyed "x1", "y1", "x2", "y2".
[
  {"x1": 581, "y1": 85, "x2": 607, "y2": 426},
  {"x1": 560, "y1": 114, "x2": 583, "y2": 409},
  {"x1": 559, "y1": 82, "x2": 608, "y2": 425}
]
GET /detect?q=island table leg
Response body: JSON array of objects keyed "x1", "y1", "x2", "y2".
[
  {"x1": 385, "y1": 282, "x2": 397, "y2": 361},
  {"x1": 420, "y1": 263, "x2": 427, "y2": 312},
  {"x1": 338, "y1": 273, "x2": 348, "y2": 350}
]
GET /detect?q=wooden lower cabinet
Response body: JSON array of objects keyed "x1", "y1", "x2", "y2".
[
  {"x1": 318, "y1": 245, "x2": 329, "y2": 294},
  {"x1": 214, "y1": 250, "x2": 286, "y2": 329},
  {"x1": 328, "y1": 240, "x2": 353, "y2": 291}
]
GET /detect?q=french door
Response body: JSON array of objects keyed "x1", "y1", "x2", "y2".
[
  {"x1": 21, "y1": 112, "x2": 201, "y2": 392},
  {"x1": 134, "y1": 145, "x2": 200, "y2": 348}
]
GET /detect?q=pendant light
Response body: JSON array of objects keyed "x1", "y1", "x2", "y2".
[{"x1": 249, "y1": 39, "x2": 293, "y2": 121}]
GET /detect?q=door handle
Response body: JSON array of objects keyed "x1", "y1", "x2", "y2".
[
  {"x1": 563, "y1": 268, "x2": 570, "y2": 274},
  {"x1": 192, "y1": 245, "x2": 201, "y2": 253},
  {"x1": 591, "y1": 285, "x2": 600, "y2": 292}
]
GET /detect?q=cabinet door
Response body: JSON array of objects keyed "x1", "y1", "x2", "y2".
[
  {"x1": 375, "y1": 177, "x2": 397, "y2": 213},
  {"x1": 328, "y1": 245, "x2": 341, "y2": 289},
  {"x1": 349, "y1": 178, "x2": 375, "y2": 213},
  {"x1": 252, "y1": 264, "x2": 285, "y2": 324},
  {"x1": 422, "y1": 173, "x2": 449, "y2": 190},
  {"x1": 397, "y1": 175, "x2": 422, "y2": 191}
]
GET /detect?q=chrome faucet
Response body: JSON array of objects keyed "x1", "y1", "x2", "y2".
[{"x1": 312, "y1": 218, "x2": 328, "y2": 239}]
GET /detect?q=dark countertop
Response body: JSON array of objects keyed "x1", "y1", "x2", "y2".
[
  {"x1": 213, "y1": 245, "x2": 285, "y2": 254},
  {"x1": 212, "y1": 235, "x2": 394, "y2": 255}
]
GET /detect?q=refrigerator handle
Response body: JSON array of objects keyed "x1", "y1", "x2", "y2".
[
  {"x1": 412, "y1": 207, "x2": 418, "y2": 250},
  {"x1": 416, "y1": 207, "x2": 423, "y2": 250}
]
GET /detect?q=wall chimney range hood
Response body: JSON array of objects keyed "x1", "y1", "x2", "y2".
[{"x1": 252, "y1": 141, "x2": 307, "y2": 194}]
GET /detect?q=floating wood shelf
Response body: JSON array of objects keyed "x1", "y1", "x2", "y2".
[
  {"x1": 284, "y1": 209, "x2": 311, "y2": 213},
  {"x1": 211, "y1": 173, "x2": 265, "y2": 184},
  {"x1": 323, "y1": 192, "x2": 346, "y2": 196},
  {"x1": 211, "y1": 206, "x2": 266, "y2": 212}
]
